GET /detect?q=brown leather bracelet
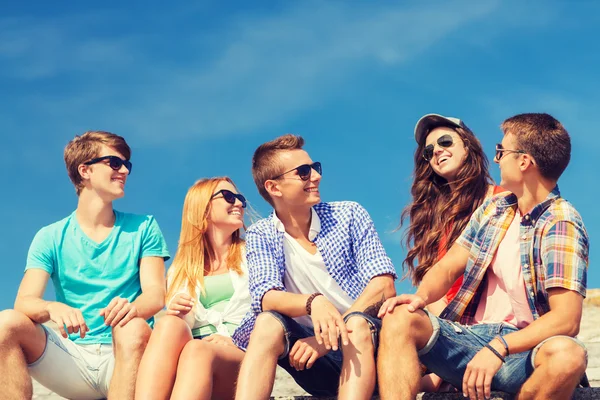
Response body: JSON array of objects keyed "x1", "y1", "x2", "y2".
[{"x1": 306, "y1": 292, "x2": 323, "y2": 315}]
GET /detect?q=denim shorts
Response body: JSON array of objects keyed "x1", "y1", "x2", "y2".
[
  {"x1": 418, "y1": 311, "x2": 587, "y2": 394},
  {"x1": 264, "y1": 310, "x2": 382, "y2": 397}
]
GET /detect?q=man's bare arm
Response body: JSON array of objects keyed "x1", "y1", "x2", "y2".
[
  {"x1": 500, "y1": 288, "x2": 583, "y2": 354},
  {"x1": 14, "y1": 269, "x2": 53, "y2": 323}
]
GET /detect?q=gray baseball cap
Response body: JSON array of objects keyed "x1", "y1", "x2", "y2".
[{"x1": 414, "y1": 114, "x2": 469, "y2": 144}]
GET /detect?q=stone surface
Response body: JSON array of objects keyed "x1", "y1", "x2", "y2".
[{"x1": 32, "y1": 304, "x2": 600, "y2": 399}]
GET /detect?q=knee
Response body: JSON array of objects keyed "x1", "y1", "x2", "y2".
[
  {"x1": 250, "y1": 312, "x2": 285, "y2": 346},
  {"x1": 180, "y1": 340, "x2": 213, "y2": 365},
  {"x1": 380, "y1": 305, "x2": 417, "y2": 339},
  {"x1": 345, "y1": 315, "x2": 373, "y2": 349},
  {"x1": 0, "y1": 309, "x2": 31, "y2": 343},
  {"x1": 113, "y1": 317, "x2": 152, "y2": 355},
  {"x1": 536, "y1": 337, "x2": 587, "y2": 378},
  {"x1": 153, "y1": 315, "x2": 190, "y2": 338}
]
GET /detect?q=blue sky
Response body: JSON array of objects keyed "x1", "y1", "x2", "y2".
[{"x1": 0, "y1": 1, "x2": 597, "y2": 310}]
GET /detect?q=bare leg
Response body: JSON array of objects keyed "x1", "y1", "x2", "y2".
[
  {"x1": 108, "y1": 317, "x2": 152, "y2": 400},
  {"x1": 377, "y1": 306, "x2": 433, "y2": 400},
  {"x1": 235, "y1": 313, "x2": 286, "y2": 400},
  {"x1": 516, "y1": 337, "x2": 586, "y2": 400},
  {"x1": 0, "y1": 309, "x2": 47, "y2": 400},
  {"x1": 338, "y1": 316, "x2": 376, "y2": 400},
  {"x1": 134, "y1": 316, "x2": 193, "y2": 400},
  {"x1": 170, "y1": 339, "x2": 245, "y2": 400}
]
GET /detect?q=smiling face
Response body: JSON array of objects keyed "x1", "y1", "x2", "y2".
[
  {"x1": 79, "y1": 144, "x2": 130, "y2": 201},
  {"x1": 208, "y1": 180, "x2": 245, "y2": 232},
  {"x1": 267, "y1": 149, "x2": 322, "y2": 210},
  {"x1": 424, "y1": 127, "x2": 468, "y2": 182}
]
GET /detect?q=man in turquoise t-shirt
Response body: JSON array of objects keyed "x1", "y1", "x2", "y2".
[{"x1": 0, "y1": 131, "x2": 170, "y2": 400}]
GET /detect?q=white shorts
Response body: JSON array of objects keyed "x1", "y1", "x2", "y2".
[{"x1": 28, "y1": 325, "x2": 115, "y2": 400}]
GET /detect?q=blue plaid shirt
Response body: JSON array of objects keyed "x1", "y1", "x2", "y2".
[{"x1": 232, "y1": 201, "x2": 396, "y2": 349}]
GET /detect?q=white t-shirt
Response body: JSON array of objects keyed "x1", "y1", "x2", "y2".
[{"x1": 274, "y1": 209, "x2": 354, "y2": 327}]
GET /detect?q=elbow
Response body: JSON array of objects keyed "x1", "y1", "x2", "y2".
[
  {"x1": 261, "y1": 292, "x2": 275, "y2": 312},
  {"x1": 565, "y1": 320, "x2": 580, "y2": 337},
  {"x1": 155, "y1": 296, "x2": 166, "y2": 312}
]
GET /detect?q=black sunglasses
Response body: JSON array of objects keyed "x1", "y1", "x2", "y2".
[
  {"x1": 84, "y1": 156, "x2": 132, "y2": 174},
  {"x1": 422, "y1": 134, "x2": 454, "y2": 161},
  {"x1": 211, "y1": 189, "x2": 247, "y2": 208},
  {"x1": 495, "y1": 144, "x2": 527, "y2": 161},
  {"x1": 271, "y1": 161, "x2": 322, "y2": 181}
]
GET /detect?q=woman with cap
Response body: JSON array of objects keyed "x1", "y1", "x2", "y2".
[{"x1": 401, "y1": 114, "x2": 503, "y2": 391}]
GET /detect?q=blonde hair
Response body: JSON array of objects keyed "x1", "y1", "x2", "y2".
[
  {"x1": 64, "y1": 131, "x2": 131, "y2": 195},
  {"x1": 167, "y1": 177, "x2": 245, "y2": 302}
]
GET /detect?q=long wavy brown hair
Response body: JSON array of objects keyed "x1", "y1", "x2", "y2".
[
  {"x1": 166, "y1": 177, "x2": 245, "y2": 302},
  {"x1": 401, "y1": 125, "x2": 493, "y2": 285}
]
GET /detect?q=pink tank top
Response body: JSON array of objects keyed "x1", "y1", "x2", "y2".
[{"x1": 473, "y1": 210, "x2": 534, "y2": 328}]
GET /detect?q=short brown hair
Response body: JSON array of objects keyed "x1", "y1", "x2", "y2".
[
  {"x1": 501, "y1": 113, "x2": 571, "y2": 181},
  {"x1": 251, "y1": 134, "x2": 305, "y2": 205},
  {"x1": 64, "y1": 131, "x2": 131, "y2": 195}
]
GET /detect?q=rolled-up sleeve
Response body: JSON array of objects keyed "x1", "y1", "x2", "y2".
[
  {"x1": 348, "y1": 202, "x2": 397, "y2": 286},
  {"x1": 542, "y1": 220, "x2": 589, "y2": 297},
  {"x1": 246, "y1": 227, "x2": 285, "y2": 314}
]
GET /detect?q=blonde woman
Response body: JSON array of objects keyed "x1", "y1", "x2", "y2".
[{"x1": 135, "y1": 177, "x2": 251, "y2": 400}]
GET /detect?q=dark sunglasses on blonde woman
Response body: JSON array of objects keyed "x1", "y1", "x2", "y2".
[
  {"x1": 271, "y1": 162, "x2": 322, "y2": 181},
  {"x1": 211, "y1": 189, "x2": 247, "y2": 208},
  {"x1": 422, "y1": 135, "x2": 454, "y2": 162}
]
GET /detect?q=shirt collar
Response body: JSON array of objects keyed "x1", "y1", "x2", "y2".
[
  {"x1": 525, "y1": 185, "x2": 561, "y2": 226},
  {"x1": 272, "y1": 207, "x2": 321, "y2": 241}
]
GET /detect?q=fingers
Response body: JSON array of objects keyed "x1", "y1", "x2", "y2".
[
  {"x1": 464, "y1": 368, "x2": 477, "y2": 400},
  {"x1": 378, "y1": 297, "x2": 402, "y2": 317},
  {"x1": 337, "y1": 318, "x2": 350, "y2": 346},
  {"x1": 319, "y1": 319, "x2": 332, "y2": 350},
  {"x1": 75, "y1": 311, "x2": 88, "y2": 339},
  {"x1": 476, "y1": 372, "x2": 485, "y2": 400},
  {"x1": 168, "y1": 300, "x2": 193, "y2": 315},
  {"x1": 104, "y1": 298, "x2": 126, "y2": 326},
  {"x1": 110, "y1": 304, "x2": 131, "y2": 327},
  {"x1": 65, "y1": 314, "x2": 78, "y2": 335},
  {"x1": 313, "y1": 321, "x2": 323, "y2": 345},
  {"x1": 101, "y1": 297, "x2": 119, "y2": 317},
  {"x1": 298, "y1": 348, "x2": 312, "y2": 371},
  {"x1": 204, "y1": 335, "x2": 215, "y2": 343},
  {"x1": 462, "y1": 367, "x2": 470, "y2": 398},
  {"x1": 118, "y1": 306, "x2": 137, "y2": 327},
  {"x1": 484, "y1": 372, "x2": 493, "y2": 400},
  {"x1": 55, "y1": 317, "x2": 68, "y2": 338},
  {"x1": 289, "y1": 342, "x2": 301, "y2": 370},
  {"x1": 305, "y1": 349, "x2": 319, "y2": 369},
  {"x1": 326, "y1": 318, "x2": 337, "y2": 351},
  {"x1": 407, "y1": 297, "x2": 425, "y2": 313}
]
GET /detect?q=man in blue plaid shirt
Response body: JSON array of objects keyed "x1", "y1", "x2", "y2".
[{"x1": 234, "y1": 134, "x2": 397, "y2": 399}]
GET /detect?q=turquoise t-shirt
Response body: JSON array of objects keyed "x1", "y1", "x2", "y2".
[{"x1": 25, "y1": 210, "x2": 170, "y2": 344}]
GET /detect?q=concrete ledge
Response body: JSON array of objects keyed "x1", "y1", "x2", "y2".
[{"x1": 270, "y1": 387, "x2": 600, "y2": 399}]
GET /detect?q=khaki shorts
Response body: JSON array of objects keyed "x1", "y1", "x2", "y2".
[{"x1": 28, "y1": 325, "x2": 115, "y2": 400}]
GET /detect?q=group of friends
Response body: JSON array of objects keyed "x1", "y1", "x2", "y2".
[{"x1": 0, "y1": 112, "x2": 589, "y2": 400}]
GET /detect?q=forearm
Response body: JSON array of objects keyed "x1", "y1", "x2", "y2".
[
  {"x1": 345, "y1": 274, "x2": 395, "y2": 316},
  {"x1": 14, "y1": 295, "x2": 53, "y2": 324},
  {"x1": 502, "y1": 310, "x2": 581, "y2": 355},
  {"x1": 416, "y1": 262, "x2": 461, "y2": 305},
  {"x1": 132, "y1": 285, "x2": 166, "y2": 320},
  {"x1": 262, "y1": 290, "x2": 311, "y2": 317}
]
